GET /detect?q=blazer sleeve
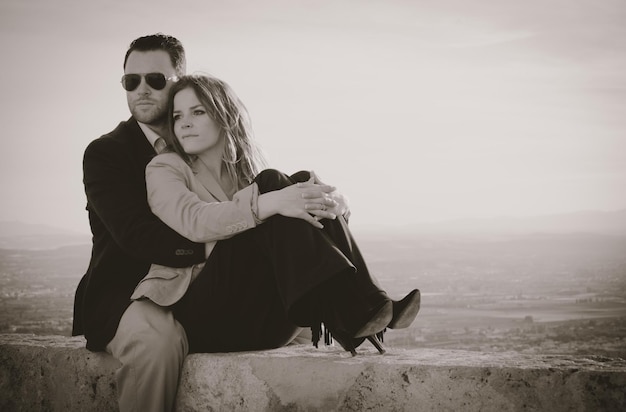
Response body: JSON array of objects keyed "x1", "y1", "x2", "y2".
[
  {"x1": 83, "y1": 137, "x2": 206, "y2": 267},
  {"x1": 146, "y1": 154, "x2": 259, "y2": 243}
]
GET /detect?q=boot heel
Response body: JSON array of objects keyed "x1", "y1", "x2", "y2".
[
  {"x1": 330, "y1": 329, "x2": 359, "y2": 356},
  {"x1": 366, "y1": 334, "x2": 386, "y2": 354}
]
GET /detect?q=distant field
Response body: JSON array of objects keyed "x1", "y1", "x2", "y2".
[
  {"x1": 1, "y1": 232, "x2": 625, "y2": 356},
  {"x1": 356, "y1": 232, "x2": 626, "y2": 356}
]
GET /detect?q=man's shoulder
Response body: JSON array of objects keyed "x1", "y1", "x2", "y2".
[{"x1": 85, "y1": 118, "x2": 141, "y2": 154}]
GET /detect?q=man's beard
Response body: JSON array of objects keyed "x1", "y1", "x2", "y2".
[{"x1": 131, "y1": 103, "x2": 167, "y2": 125}]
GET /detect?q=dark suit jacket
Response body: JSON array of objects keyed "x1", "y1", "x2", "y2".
[{"x1": 72, "y1": 118, "x2": 206, "y2": 351}]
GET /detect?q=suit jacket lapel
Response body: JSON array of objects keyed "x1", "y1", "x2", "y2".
[
  {"x1": 191, "y1": 158, "x2": 229, "y2": 201},
  {"x1": 126, "y1": 118, "x2": 157, "y2": 167}
]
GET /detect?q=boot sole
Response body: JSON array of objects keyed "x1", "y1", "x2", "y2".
[{"x1": 354, "y1": 301, "x2": 393, "y2": 338}]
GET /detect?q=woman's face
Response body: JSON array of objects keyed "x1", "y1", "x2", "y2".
[{"x1": 172, "y1": 87, "x2": 222, "y2": 155}]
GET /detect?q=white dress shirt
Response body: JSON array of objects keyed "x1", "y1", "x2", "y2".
[{"x1": 137, "y1": 122, "x2": 162, "y2": 152}]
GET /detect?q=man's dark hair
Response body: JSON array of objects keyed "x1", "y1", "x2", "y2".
[{"x1": 124, "y1": 33, "x2": 186, "y2": 76}]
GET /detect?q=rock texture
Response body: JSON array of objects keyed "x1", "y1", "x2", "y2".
[{"x1": 1, "y1": 334, "x2": 625, "y2": 411}]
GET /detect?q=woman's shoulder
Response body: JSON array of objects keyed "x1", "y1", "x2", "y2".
[
  {"x1": 146, "y1": 152, "x2": 197, "y2": 183},
  {"x1": 148, "y1": 151, "x2": 189, "y2": 169}
]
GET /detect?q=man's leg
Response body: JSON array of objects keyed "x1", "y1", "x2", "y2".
[{"x1": 106, "y1": 299, "x2": 188, "y2": 412}]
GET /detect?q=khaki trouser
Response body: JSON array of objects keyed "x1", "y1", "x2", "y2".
[{"x1": 106, "y1": 299, "x2": 188, "y2": 412}]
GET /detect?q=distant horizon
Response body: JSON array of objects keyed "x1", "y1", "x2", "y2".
[{"x1": 2, "y1": 207, "x2": 625, "y2": 237}]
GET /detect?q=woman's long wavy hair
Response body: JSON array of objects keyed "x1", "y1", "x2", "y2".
[{"x1": 166, "y1": 74, "x2": 267, "y2": 189}]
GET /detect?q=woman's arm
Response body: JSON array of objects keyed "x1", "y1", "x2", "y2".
[
  {"x1": 147, "y1": 155, "x2": 341, "y2": 242},
  {"x1": 146, "y1": 155, "x2": 258, "y2": 243}
]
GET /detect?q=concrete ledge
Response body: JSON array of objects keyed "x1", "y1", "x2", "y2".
[{"x1": 1, "y1": 334, "x2": 625, "y2": 411}]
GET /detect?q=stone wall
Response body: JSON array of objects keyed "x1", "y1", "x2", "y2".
[{"x1": 1, "y1": 334, "x2": 625, "y2": 411}]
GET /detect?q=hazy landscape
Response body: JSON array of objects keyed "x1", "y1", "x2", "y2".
[{"x1": 1, "y1": 211, "x2": 625, "y2": 357}]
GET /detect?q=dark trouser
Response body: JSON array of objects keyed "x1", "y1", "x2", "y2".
[{"x1": 173, "y1": 169, "x2": 386, "y2": 353}]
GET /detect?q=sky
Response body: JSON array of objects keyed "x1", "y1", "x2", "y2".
[{"x1": 0, "y1": 0, "x2": 625, "y2": 234}]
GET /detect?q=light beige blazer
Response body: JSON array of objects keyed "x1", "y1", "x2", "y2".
[{"x1": 131, "y1": 152, "x2": 260, "y2": 306}]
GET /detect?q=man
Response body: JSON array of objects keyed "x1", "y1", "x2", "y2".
[
  {"x1": 73, "y1": 33, "x2": 349, "y2": 411},
  {"x1": 72, "y1": 34, "x2": 206, "y2": 411}
]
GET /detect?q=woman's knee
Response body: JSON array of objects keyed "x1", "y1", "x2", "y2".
[
  {"x1": 255, "y1": 169, "x2": 312, "y2": 193},
  {"x1": 290, "y1": 170, "x2": 311, "y2": 183},
  {"x1": 255, "y1": 169, "x2": 292, "y2": 193}
]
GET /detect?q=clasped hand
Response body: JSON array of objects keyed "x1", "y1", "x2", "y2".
[{"x1": 257, "y1": 174, "x2": 348, "y2": 229}]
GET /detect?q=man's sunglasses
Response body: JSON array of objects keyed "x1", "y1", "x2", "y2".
[{"x1": 121, "y1": 73, "x2": 178, "y2": 91}]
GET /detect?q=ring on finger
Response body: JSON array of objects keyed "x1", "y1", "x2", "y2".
[{"x1": 321, "y1": 204, "x2": 327, "y2": 211}]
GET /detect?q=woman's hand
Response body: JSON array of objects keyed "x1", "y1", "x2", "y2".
[
  {"x1": 307, "y1": 171, "x2": 351, "y2": 221},
  {"x1": 257, "y1": 176, "x2": 339, "y2": 228}
]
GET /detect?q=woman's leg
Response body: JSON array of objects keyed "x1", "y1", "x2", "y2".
[
  {"x1": 253, "y1": 169, "x2": 388, "y2": 309},
  {"x1": 173, "y1": 228, "x2": 303, "y2": 353},
  {"x1": 252, "y1": 170, "x2": 392, "y2": 343},
  {"x1": 175, "y1": 169, "x2": 393, "y2": 353}
]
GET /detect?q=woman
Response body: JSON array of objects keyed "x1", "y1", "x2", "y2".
[{"x1": 135, "y1": 74, "x2": 420, "y2": 355}]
